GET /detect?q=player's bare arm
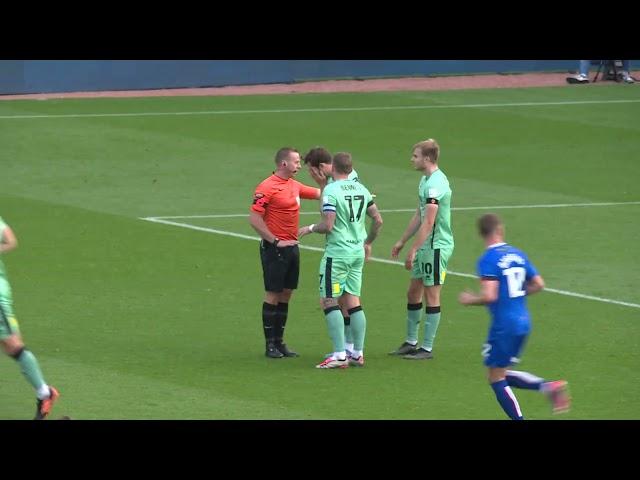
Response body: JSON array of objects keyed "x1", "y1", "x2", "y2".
[
  {"x1": 404, "y1": 202, "x2": 438, "y2": 270},
  {"x1": 526, "y1": 275, "x2": 545, "y2": 295},
  {"x1": 0, "y1": 225, "x2": 18, "y2": 254},
  {"x1": 458, "y1": 279, "x2": 499, "y2": 306},
  {"x1": 364, "y1": 204, "x2": 383, "y2": 261},
  {"x1": 391, "y1": 205, "x2": 421, "y2": 259},
  {"x1": 298, "y1": 211, "x2": 336, "y2": 237}
]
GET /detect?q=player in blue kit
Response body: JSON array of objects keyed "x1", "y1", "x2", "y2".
[{"x1": 458, "y1": 213, "x2": 570, "y2": 420}]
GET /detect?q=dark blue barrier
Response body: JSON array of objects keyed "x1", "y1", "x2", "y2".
[{"x1": 0, "y1": 60, "x2": 593, "y2": 95}]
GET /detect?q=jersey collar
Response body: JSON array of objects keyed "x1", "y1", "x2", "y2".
[{"x1": 424, "y1": 167, "x2": 439, "y2": 179}]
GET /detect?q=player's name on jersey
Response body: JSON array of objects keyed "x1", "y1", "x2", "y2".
[
  {"x1": 338, "y1": 183, "x2": 359, "y2": 191},
  {"x1": 498, "y1": 253, "x2": 526, "y2": 269}
]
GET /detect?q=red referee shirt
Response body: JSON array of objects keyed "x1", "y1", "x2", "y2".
[{"x1": 250, "y1": 174, "x2": 320, "y2": 241}]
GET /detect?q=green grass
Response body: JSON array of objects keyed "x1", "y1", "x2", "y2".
[{"x1": 0, "y1": 84, "x2": 639, "y2": 419}]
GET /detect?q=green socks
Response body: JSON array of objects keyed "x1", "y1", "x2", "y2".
[
  {"x1": 422, "y1": 306, "x2": 441, "y2": 351},
  {"x1": 348, "y1": 307, "x2": 367, "y2": 351},
  {"x1": 13, "y1": 348, "x2": 46, "y2": 391},
  {"x1": 324, "y1": 306, "x2": 345, "y2": 354},
  {"x1": 407, "y1": 303, "x2": 423, "y2": 343}
]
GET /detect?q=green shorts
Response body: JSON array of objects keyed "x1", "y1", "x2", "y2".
[
  {"x1": 411, "y1": 246, "x2": 454, "y2": 287},
  {"x1": 319, "y1": 255, "x2": 365, "y2": 298},
  {"x1": 0, "y1": 277, "x2": 20, "y2": 339}
]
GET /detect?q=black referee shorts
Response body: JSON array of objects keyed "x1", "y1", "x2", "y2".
[{"x1": 259, "y1": 240, "x2": 300, "y2": 292}]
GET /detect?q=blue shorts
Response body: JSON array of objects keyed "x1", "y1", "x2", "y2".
[{"x1": 482, "y1": 333, "x2": 528, "y2": 368}]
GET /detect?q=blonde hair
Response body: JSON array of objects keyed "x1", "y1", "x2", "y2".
[{"x1": 412, "y1": 139, "x2": 440, "y2": 163}]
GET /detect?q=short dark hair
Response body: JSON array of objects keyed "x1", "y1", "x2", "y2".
[
  {"x1": 303, "y1": 147, "x2": 332, "y2": 167},
  {"x1": 274, "y1": 147, "x2": 298, "y2": 165},
  {"x1": 332, "y1": 152, "x2": 353, "y2": 175},
  {"x1": 478, "y1": 213, "x2": 503, "y2": 238}
]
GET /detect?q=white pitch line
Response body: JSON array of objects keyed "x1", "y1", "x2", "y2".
[
  {"x1": 2, "y1": 99, "x2": 640, "y2": 120},
  {"x1": 541, "y1": 288, "x2": 640, "y2": 309},
  {"x1": 382, "y1": 201, "x2": 640, "y2": 213},
  {"x1": 141, "y1": 216, "x2": 640, "y2": 310},
  {"x1": 145, "y1": 201, "x2": 640, "y2": 220}
]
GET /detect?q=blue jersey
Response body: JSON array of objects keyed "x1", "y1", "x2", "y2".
[{"x1": 476, "y1": 243, "x2": 539, "y2": 338}]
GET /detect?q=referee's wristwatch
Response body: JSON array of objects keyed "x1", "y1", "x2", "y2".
[{"x1": 272, "y1": 237, "x2": 280, "y2": 247}]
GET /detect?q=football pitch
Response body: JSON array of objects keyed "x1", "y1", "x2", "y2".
[{"x1": 1, "y1": 85, "x2": 639, "y2": 419}]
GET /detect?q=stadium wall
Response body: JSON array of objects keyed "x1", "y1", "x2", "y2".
[{"x1": 0, "y1": 60, "x2": 595, "y2": 95}]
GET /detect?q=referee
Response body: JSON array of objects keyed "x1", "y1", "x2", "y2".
[{"x1": 249, "y1": 147, "x2": 321, "y2": 358}]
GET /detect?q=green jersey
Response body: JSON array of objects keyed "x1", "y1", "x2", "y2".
[
  {"x1": 328, "y1": 169, "x2": 359, "y2": 184},
  {"x1": 322, "y1": 178, "x2": 374, "y2": 257},
  {"x1": 0, "y1": 217, "x2": 7, "y2": 279},
  {"x1": 0, "y1": 217, "x2": 19, "y2": 337},
  {"x1": 418, "y1": 169, "x2": 454, "y2": 249}
]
